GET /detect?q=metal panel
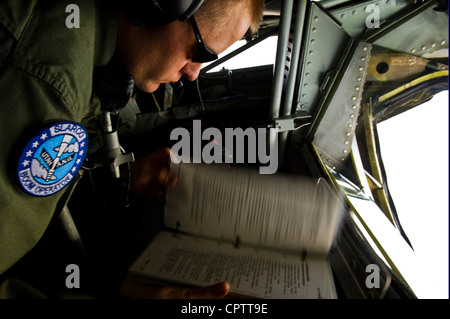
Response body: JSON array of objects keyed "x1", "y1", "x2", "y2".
[
  {"x1": 369, "y1": 1, "x2": 448, "y2": 57},
  {"x1": 313, "y1": 41, "x2": 372, "y2": 172},
  {"x1": 329, "y1": 0, "x2": 413, "y2": 38},
  {"x1": 296, "y1": 3, "x2": 350, "y2": 114}
]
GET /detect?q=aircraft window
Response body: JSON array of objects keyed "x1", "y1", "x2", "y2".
[
  {"x1": 348, "y1": 48, "x2": 448, "y2": 298},
  {"x1": 309, "y1": 41, "x2": 448, "y2": 298},
  {"x1": 202, "y1": 36, "x2": 278, "y2": 72},
  {"x1": 349, "y1": 48, "x2": 447, "y2": 225},
  {"x1": 376, "y1": 90, "x2": 449, "y2": 298}
]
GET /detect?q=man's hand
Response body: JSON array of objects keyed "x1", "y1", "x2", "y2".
[
  {"x1": 130, "y1": 147, "x2": 177, "y2": 197},
  {"x1": 120, "y1": 274, "x2": 230, "y2": 299}
]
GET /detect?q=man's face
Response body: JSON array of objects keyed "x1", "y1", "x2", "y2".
[{"x1": 116, "y1": 4, "x2": 252, "y2": 93}]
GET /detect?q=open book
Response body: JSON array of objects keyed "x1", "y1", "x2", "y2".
[{"x1": 129, "y1": 163, "x2": 344, "y2": 299}]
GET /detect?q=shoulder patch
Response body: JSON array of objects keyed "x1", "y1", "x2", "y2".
[{"x1": 16, "y1": 121, "x2": 88, "y2": 197}]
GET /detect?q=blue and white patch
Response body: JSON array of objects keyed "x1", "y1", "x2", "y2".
[{"x1": 16, "y1": 121, "x2": 88, "y2": 197}]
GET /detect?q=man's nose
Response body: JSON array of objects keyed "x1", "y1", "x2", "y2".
[{"x1": 180, "y1": 62, "x2": 203, "y2": 81}]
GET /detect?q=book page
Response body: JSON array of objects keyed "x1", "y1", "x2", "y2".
[
  {"x1": 165, "y1": 163, "x2": 343, "y2": 255},
  {"x1": 130, "y1": 231, "x2": 337, "y2": 299}
]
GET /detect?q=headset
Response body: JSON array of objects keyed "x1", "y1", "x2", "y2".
[{"x1": 125, "y1": 0, "x2": 204, "y2": 28}]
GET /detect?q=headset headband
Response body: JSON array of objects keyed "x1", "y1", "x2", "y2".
[{"x1": 125, "y1": 0, "x2": 204, "y2": 28}]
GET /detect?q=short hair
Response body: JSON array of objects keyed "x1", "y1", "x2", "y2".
[{"x1": 196, "y1": 0, "x2": 265, "y2": 34}]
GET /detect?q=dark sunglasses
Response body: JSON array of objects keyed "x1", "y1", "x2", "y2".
[{"x1": 188, "y1": 16, "x2": 219, "y2": 63}]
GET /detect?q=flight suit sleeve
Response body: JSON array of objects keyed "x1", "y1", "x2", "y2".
[{"x1": 0, "y1": 0, "x2": 98, "y2": 297}]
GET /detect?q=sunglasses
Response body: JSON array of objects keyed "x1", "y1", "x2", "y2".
[{"x1": 188, "y1": 16, "x2": 219, "y2": 63}]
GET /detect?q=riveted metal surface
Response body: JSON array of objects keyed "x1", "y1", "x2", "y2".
[
  {"x1": 296, "y1": 3, "x2": 350, "y2": 114},
  {"x1": 329, "y1": 0, "x2": 413, "y2": 38},
  {"x1": 313, "y1": 41, "x2": 372, "y2": 172},
  {"x1": 370, "y1": 2, "x2": 448, "y2": 57}
]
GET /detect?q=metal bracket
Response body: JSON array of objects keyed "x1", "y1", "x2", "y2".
[
  {"x1": 91, "y1": 110, "x2": 135, "y2": 179},
  {"x1": 270, "y1": 112, "x2": 312, "y2": 132}
]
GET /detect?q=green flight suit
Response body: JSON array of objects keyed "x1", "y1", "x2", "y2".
[{"x1": 0, "y1": 0, "x2": 117, "y2": 297}]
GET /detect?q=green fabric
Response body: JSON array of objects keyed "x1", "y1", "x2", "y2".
[
  {"x1": 0, "y1": 0, "x2": 117, "y2": 297},
  {"x1": 0, "y1": 277, "x2": 48, "y2": 299}
]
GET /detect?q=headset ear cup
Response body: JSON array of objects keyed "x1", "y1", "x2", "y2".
[
  {"x1": 178, "y1": 0, "x2": 204, "y2": 22},
  {"x1": 125, "y1": 0, "x2": 203, "y2": 28}
]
